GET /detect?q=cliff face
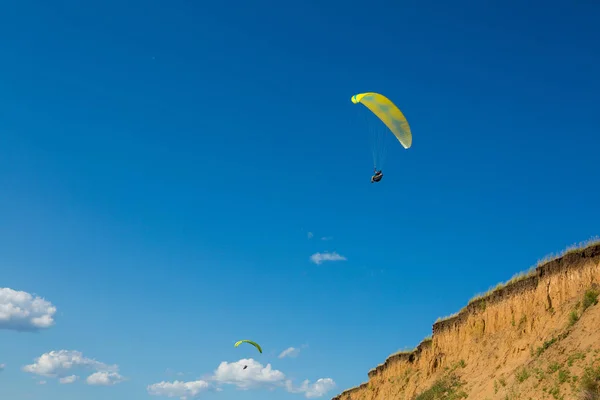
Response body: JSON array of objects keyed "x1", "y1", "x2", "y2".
[{"x1": 333, "y1": 243, "x2": 600, "y2": 400}]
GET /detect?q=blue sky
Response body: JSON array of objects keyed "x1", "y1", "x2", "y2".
[{"x1": 1, "y1": 0, "x2": 599, "y2": 399}]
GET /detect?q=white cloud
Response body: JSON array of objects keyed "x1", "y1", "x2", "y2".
[
  {"x1": 148, "y1": 359, "x2": 335, "y2": 399},
  {"x1": 321, "y1": 237, "x2": 333, "y2": 241},
  {"x1": 22, "y1": 350, "x2": 115, "y2": 377},
  {"x1": 309, "y1": 252, "x2": 347, "y2": 265},
  {"x1": 0, "y1": 287, "x2": 57, "y2": 331},
  {"x1": 0, "y1": 363, "x2": 5, "y2": 371},
  {"x1": 22, "y1": 350, "x2": 125, "y2": 386},
  {"x1": 147, "y1": 380, "x2": 210, "y2": 399},
  {"x1": 59, "y1": 375, "x2": 78, "y2": 384},
  {"x1": 37, "y1": 380, "x2": 47, "y2": 385},
  {"x1": 278, "y1": 347, "x2": 300, "y2": 359},
  {"x1": 86, "y1": 371, "x2": 126, "y2": 386},
  {"x1": 211, "y1": 358, "x2": 285, "y2": 390},
  {"x1": 286, "y1": 378, "x2": 336, "y2": 398},
  {"x1": 307, "y1": 232, "x2": 314, "y2": 239}
]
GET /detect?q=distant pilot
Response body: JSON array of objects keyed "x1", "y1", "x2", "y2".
[{"x1": 371, "y1": 169, "x2": 383, "y2": 183}]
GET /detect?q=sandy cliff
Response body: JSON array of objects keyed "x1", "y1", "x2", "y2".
[{"x1": 332, "y1": 241, "x2": 600, "y2": 400}]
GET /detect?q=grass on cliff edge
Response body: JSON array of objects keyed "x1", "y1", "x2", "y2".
[{"x1": 434, "y1": 236, "x2": 600, "y2": 324}]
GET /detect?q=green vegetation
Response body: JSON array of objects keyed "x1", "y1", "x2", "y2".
[
  {"x1": 536, "y1": 236, "x2": 600, "y2": 266},
  {"x1": 466, "y1": 268, "x2": 537, "y2": 308},
  {"x1": 568, "y1": 352, "x2": 586, "y2": 367},
  {"x1": 534, "y1": 367, "x2": 546, "y2": 381},
  {"x1": 536, "y1": 337, "x2": 558, "y2": 357},
  {"x1": 479, "y1": 299, "x2": 486, "y2": 312},
  {"x1": 388, "y1": 347, "x2": 415, "y2": 359},
  {"x1": 435, "y1": 312, "x2": 459, "y2": 323},
  {"x1": 567, "y1": 286, "x2": 598, "y2": 329},
  {"x1": 516, "y1": 367, "x2": 531, "y2": 383},
  {"x1": 558, "y1": 368, "x2": 570, "y2": 384},
  {"x1": 548, "y1": 362, "x2": 561, "y2": 374},
  {"x1": 569, "y1": 310, "x2": 580, "y2": 326},
  {"x1": 547, "y1": 385, "x2": 562, "y2": 399},
  {"x1": 414, "y1": 373, "x2": 468, "y2": 400},
  {"x1": 582, "y1": 288, "x2": 599, "y2": 311},
  {"x1": 507, "y1": 349, "x2": 598, "y2": 399},
  {"x1": 578, "y1": 364, "x2": 600, "y2": 400}
]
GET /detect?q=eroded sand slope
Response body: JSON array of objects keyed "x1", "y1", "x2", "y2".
[{"x1": 333, "y1": 243, "x2": 600, "y2": 400}]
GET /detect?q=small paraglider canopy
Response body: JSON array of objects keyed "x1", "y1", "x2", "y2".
[{"x1": 234, "y1": 339, "x2": 263, "y2": 353}]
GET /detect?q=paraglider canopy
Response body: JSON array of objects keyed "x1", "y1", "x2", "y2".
[
  {"x1": 351, "y1": 92, "x2": 412, "y2": 150},
  {"x1": 234, "y1": 340, "x2": 263, "y2": 353}
]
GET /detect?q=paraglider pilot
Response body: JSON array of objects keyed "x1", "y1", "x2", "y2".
[{"x1": 371, "y1": 168, "x2": 383, "y2": 183}]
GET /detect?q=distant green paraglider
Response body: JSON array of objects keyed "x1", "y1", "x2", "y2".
[{"x1": 234, "y1": 340, "x2": 262, "y2": 354}]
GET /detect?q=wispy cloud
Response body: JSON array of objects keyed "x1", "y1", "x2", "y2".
[
  {"x1": 165, "y1": 368, "x2": 186, "y2": 377},
  {"x1": 321, "y1": 236, "x2": 333, "y2": 241},
  {"x1": 0, "y1": 363, "x2": 5, "y2": 371},
  {"x1": 59, "y1": 375, "x2": 78, "y2": 384},
  {"x1": 307, "y1": 232, "x2": 314, "y2": 239},
  {"x1": 147, "y1": 358, "x2": 335, "y2": 399},
  {"x1": 309, "y1": 252, "x2": 347, "y2": 265},
  {"x1": 22, "y1": 350, "x2": 125, "y2": 386},
  {"x1": 0, "y1": 287, "x2": 57, "y2": 331},
  {"x1": 286, "y1": 378, "x2": 336, "y2": 398},
  {"x1": 147, "y1": 380, "x2": 210, "y2": 399},
  {"x1": 278, "y1": 347, "x2": 300, "y2": 359}
]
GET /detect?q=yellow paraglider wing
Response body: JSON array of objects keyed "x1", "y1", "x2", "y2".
[
  {"x1": 234, "y1": 339, "x2": 263, "y2": 353},
  {"x1": 351, "y1": 92, "x2": 412, "y2": 149}
]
